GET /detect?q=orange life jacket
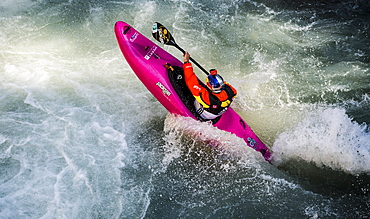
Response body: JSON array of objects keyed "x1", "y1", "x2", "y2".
[{"x1": 183, "y1": 62, "x2": 237, "y2": 115}]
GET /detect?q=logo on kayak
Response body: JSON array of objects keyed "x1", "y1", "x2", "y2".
[
  {"x1": 156, "y1": 82, "x2": 171, "y2": 96},
  {"x1": 247, "y1": 137, "x2": 257, "y2": 148},
  {"x1": 130, "y1": 32, "x2": 139, "y2": 42},
  {"x1": 144, "y1": 46, "x2": 157, "y2": 60}
]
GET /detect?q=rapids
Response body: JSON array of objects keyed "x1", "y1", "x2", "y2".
[{"x1": 1, "y1": 0, "x2": 369, "y2": 218}]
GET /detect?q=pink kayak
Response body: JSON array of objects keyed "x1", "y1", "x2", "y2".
[{"x1": 114, "y1": 21, "x2": 271, "y2": 162}]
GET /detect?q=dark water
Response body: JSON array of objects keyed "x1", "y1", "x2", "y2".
[{"x1": 0, "y1": 0, "x2": 369, "y2": 218}]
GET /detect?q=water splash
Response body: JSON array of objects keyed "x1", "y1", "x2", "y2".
[
  {"x1": 163, "y1": 113, "x2": 265, "y2": 166},
  {"x1": 272, "y1": 107, "x2": 370, "y2": 175}
]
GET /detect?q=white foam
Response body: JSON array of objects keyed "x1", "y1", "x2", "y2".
[
  {"x1": 162, "y1": 114, "x2": 265, "y2": 167},
  {"x1": 272, "y1": 107, "x2": 370, "y2": 175}
]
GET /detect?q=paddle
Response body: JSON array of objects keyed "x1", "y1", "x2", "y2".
[{"x1": 152, "y1": 22, "x2": 209, "y2": 75}]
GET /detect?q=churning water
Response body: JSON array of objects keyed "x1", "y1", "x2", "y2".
[{"x1": 1, "y1": 0, "x2": 369, "y2": 218}]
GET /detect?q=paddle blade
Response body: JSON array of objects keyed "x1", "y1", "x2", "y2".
[{"x1": 152, "y1": 22, "x2": 176, "y2": 46}]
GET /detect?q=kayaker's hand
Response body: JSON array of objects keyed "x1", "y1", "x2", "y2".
[{"x1": 183, "y1": 52, "x2": 190, "y2": 63}]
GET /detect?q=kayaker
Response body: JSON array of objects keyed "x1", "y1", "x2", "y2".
[{"x1": 183, "y1": 51, "x2": 237, "y2": 120}]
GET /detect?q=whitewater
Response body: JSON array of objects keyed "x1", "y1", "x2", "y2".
[{"x1": 1, "y1": 0, "x2": 369, "y2": 218}]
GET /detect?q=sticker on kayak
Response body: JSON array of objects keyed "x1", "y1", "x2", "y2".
[
  {"x1": 144, "y1": 46, "x2": 158, "y2": 60},
  {"x1": 247, "y1": 137, "x2": 258, "y2": 148},
  {"x1": 130, "y1": 32, "x2": 139, "y2": 42},
  {"x1": 156, "y1": 82, "x2": 171, "y2": 96}
]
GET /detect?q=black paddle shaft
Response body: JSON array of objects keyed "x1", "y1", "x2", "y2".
[
  {"x1": 173, "y1": 43, "x2": 209, "y2": 75},
  {"x1": 153, "y1": 22, "x2": 209, "y2": 75}
]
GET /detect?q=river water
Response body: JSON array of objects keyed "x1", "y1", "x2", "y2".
[{"x1": 0, "y1": 0, "x2": 369, "y2": 218}]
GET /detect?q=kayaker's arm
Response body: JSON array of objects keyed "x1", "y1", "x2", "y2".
[{"x1": 183, "y1": 51, "x2": 190, "y2": 63}]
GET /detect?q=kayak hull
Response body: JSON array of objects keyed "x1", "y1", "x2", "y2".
[{"x1": 114, "y1": 21, "x2": 271, "y2": 161}]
